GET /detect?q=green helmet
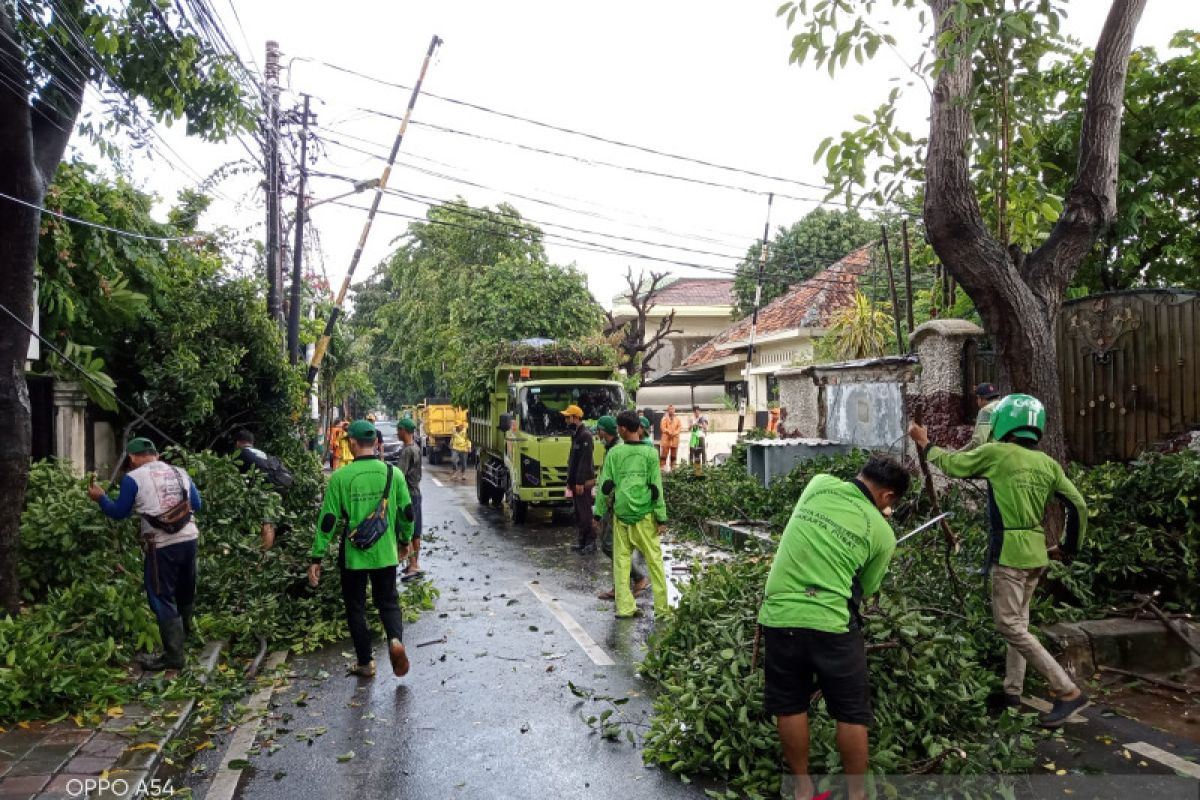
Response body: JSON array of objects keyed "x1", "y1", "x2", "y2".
[{"x1": 990, "y1": 393, "x2": 1046, "y2": 442}]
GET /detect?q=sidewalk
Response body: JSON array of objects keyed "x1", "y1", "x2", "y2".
[{"x1": 0, "y1": 642, "x2": 222, "y2": 800}]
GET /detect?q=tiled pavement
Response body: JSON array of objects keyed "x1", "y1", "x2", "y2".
[
  {"x1": 0, "y1": 642, "x2": 223, "y2": 800},
  {"x1": 0, "y1": 718, "x2": 158, "y2": 800}
]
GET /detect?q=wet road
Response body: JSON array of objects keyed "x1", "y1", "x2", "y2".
[{"x1": 219, "y1": 467, "x2": 709, "y2": 800}]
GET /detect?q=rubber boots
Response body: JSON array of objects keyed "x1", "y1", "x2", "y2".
[
  {"x1": 137, "y1": 616, "x2": 186, "y2": 672},
  {"x1": 179, "y1": 603, "x2": 195, "y2": 641}
]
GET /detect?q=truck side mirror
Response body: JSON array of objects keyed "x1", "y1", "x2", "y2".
[{"x1": 499, "y1": 413, "x2": 512, "y2": 432}]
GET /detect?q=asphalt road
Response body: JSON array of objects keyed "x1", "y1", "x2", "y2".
[
  {"x1": 216, "y1": 467, "x2": 710, "y2": 800},
  {"x1": 180, "y1": 465, "x2": 1200, "y2": 800}
]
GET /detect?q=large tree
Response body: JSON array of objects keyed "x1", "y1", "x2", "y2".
[
  {"x1": 732, "y1": 207, "x2": 878, "y2": 317},
  {"x1": 1038, "y1": 32, "x2": 1200, "y2": 292},
  {"x1": 356, "y1": 199, "x2": 603, "y2": 408},
  {"x1": 780, "y1": 0, "x2": 1147, "y2": 461},
  {"x1": 0, "y1": 1, "x2": 250, "y2": 612}
]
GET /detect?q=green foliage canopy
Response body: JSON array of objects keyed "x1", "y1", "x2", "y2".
[{"x1": 357, "y1": 199, "x2": 603, "y2": 408}]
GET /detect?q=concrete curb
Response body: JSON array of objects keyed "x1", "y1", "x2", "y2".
[{"x1": 95, "y1": 640, "x2": 225, "y2": 800}]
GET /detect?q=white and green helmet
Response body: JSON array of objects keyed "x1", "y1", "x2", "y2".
[{"x1": 991, "y1": 393, "x2": 1046, "y2": 442}]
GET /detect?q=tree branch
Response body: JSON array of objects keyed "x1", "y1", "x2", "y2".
[
  {"x1": 922, "y1": 0, "x2": 1014, "y2": 316},
  {"x1": 1025, "y1": 0, "x2": 1148, "y2": 302},
  {"x1": 29, "y1": 1, "x2": 90, "y2": 186}
]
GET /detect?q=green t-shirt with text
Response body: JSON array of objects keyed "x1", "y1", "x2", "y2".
[{"x1": 758, "y1": 474, "x2": 896, "y2": 633}]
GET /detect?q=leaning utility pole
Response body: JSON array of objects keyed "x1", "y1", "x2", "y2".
[
  {"x1": 738, "y1": 192, "x2": 774, "y2": 435},
  {"x1": 264, "y1": 40, "x2": 284, "y2": 327},
  {"x1": 287, "y1": 93, "x2": 314, "y2": 364},
  {"x1": 306, "y1": 34, "x2": 443, "y2": 385}
]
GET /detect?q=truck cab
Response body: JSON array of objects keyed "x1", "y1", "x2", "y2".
[{"x1": 474, "y1": 371, "x2": 626, "y2": 522}]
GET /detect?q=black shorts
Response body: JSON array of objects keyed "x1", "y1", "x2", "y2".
[{"x1": 762, "y1": 625, "x2": 872, "y2": 726}]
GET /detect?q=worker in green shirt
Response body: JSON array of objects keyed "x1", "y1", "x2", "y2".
[
  {"x1": 909, "y1": 393, "x2": 1089, "y2": 728},
  {"x1": 593, "y1": 410, "x2": 668, "y2": 619},
  {"x1": 593, "y1": 415, "x2": 650, "y2": 601},
  {"x1": 962, "y1": 382, "x2": 1003, "y2": 451},
  {"x1": 757, "y1": 456, "x2": 910, "y2": 800},
  {"x1": 308, "y1": 419, "x2": 416, "y2": 679}
]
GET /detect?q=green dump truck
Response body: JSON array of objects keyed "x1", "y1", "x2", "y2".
[{"x1": 471, "y1": 363, "x2": 627, "y2": 523}]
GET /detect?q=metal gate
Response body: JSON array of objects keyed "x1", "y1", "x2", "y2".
[{"x1": 1057, "y1": 290, "x2": 1200, "y2": 465}]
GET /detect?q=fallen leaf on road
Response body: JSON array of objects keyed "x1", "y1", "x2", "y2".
[
  {"x1": 337, "y1": 751, "x2": 355, "y2": 763},
  {"x1": 129, "y1": 743, "x2": 160, "y2": 752},
  {"x1": 228, "y1": 759, "x2": 251, "y2": 770}
]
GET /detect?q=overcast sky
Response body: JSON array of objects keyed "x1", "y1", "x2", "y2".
[{"x1": 78, "y1": 1, "x2": 1200, "y2": 309}]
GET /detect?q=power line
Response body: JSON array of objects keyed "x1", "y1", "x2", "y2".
[
  {"x1": 328, "y1": 195, "x2": 936, "y2": 296},
  {"x1": 318, "y1": 127, "x2": 912, "y2": 218},
  {"x1": 0, "y1": 190, "x2": 206, "y2": 243},
  {"x1": 305, "y1": 57, "x2": 836, "y2": 193}
]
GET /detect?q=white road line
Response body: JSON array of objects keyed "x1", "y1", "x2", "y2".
[
  {"x1": 1125, "y1": 741, "x2": 1200, "y2": 779},
  {"x1": 526, "y1": 581, "x2": 616, "y2": 667},
  {"x1": 204, "y1": 651, "x2": 289, "y2": 800},
  {"x1": 460, "y1": 508, "x2": 478, "y2": 526},
  {"x1": 432, "y1": 477, "x2": 445, "y2": 488}
]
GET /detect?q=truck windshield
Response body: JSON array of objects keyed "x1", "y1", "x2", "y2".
[{"x1": 520, "y1": 385, "x2": 625, "y2": 436}]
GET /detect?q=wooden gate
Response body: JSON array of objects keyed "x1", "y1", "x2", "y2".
[{"x1": 1057, "y1": 290, "x2": 1200, "y2": 465}]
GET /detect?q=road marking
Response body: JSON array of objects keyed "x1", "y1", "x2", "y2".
[
  {"x1": 204, "y1": 651, "x2": 289, "y2": 800},
  {"x1": 460, "y1": 508, "x2": 478, "y2": 526},
  {"x1": 432, "y1": 477, "x2": 445, "y2": 487},
  {"x1": 1125, "y1": 741, "x2": 1200, "y2": 779},
  {"x1": 526, "y1": 581, "x2": 615, "y2": 667}
]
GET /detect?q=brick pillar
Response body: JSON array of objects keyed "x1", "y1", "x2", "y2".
[{"x1": 908, "y1": 320, "x2": 985, "y2": 449}]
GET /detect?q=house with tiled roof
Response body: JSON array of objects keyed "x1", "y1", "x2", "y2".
[
  {"x1": 608, "y1": 276, "x2": 736, "y2": 381},
  {"x1": 653, "y1": 244, "x2": 875, "y2": 413}
]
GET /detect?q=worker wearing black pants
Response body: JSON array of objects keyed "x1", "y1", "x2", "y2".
[
  {"x1": 340, "y1": 564, "x2": 405, "y2": 667},
  {"x1": 564, "y1": 404, "x2": 597, "y2": 553}
]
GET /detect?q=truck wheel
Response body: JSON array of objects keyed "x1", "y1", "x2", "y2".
[
  {"x1": 428, "y1": 449, "x2": 439, "y2": 466},
  {"x1": 506, "y1": 483, "x2": 528, "y2": 524},
  {"x1": 476, "y1": 468, "x2": 490, "y2": 505}
]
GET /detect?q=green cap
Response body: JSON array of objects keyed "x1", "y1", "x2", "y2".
[
  {"x1": 639, "y1": 416, "x2": 652, "y2": 432},
  {"x1": 596, "y1": 415, "x2": 618, "y2": 436},
  {"x1": 347, "y1": 419, "x2": 377, "y2": 441},
  {"x1": 398, "y1": 417, "x2": 417, "y2": 432},
  {"x1": 126, "y1": 437, "x2": 157, "y2": 455}
]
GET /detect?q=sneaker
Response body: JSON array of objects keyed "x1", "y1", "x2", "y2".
[
  {"x1": 596, "y1": 589, "x2": 616, "y2": 600},
  {"x1": 349, "y1": 660, "x2": 376, "y2": 678},
  {"x1": 631, "y1": 578, "x2": 651, "y2": 596},
  {"x1": 1039, "y1": 693, "x2": 1090, "y2": 728},
  {"x1": 388, "y1": 638, "x2": 410, "y2": 677},
  {"x1": 1004, "y1": 693, "x2": 1023, "y2": 710}
]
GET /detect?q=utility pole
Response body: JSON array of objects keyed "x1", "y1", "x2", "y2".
[
  {"x1": 738, "y1": 192, "x2": 774, "y2": 435},
  {"x1": 880, "y1": 225, "x2": 905, "y2": 354},
  {"x1": 264, "y1": 40, "x2": 284, "y2": 327},
  {"x1": 307, "y1": 34, "x2": 444, "y2": 385},
  {"x1": 287, "y1": 93, "x2": 314, "y2": 364}
]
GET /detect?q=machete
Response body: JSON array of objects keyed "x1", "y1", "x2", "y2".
[{"x1": 896, "y1": 512, "x2": 952, "y2": 546}]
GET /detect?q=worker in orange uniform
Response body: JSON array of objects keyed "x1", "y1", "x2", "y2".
[{"x1": 658, "y1": 404, "x2": 683, "y2": 472}]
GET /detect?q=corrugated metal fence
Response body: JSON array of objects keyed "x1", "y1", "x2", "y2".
[{"x1": 1057, "y1": 290, "x2": 1200, "y2": 464}]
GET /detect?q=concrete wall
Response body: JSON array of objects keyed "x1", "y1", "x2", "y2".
[
  {"x1": 771, "y1": 319, "x2": 987, "y2": 453},
  {"x1": 776, "y1": 368, "x2": 820, "y2": 438},
  {"x1": 825, "y1": 382, "x2": 906, "y2": 450}
]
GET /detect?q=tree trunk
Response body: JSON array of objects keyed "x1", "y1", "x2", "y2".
[
  {"x1": 0, "y1": 3, "x2": 87, "y2": 613},
  {"x1": 923, "y1": 0, "x2": 1146, "y2": 463},
  {"x1": 0, "y1": 127, "x2": 39, "y2": 616}
]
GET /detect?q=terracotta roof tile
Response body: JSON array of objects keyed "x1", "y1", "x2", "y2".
[
  {"x1": 680, "y1": 245, "x2": 874, "y2": 369},
  {"x1": 649, "y1": 278, "x2": 735, "y2": 307}
]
